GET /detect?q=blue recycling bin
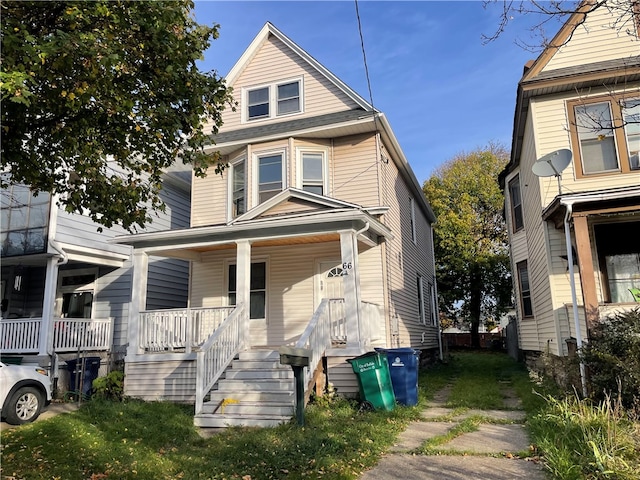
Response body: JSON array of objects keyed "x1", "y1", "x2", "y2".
[
  {"x1": 66, "y1": 357, "x2": 101, "y2": 397},
  {"x1": 375, "y1": 348, "x2": 420, "y2": 406}
]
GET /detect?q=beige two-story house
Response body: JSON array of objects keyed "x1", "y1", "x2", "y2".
[
  {"x1": 114, "y1": 23, "x2": 439, "y2": 427},
  {"x1": 499, "y1": 3, "x2": 640, "y2": 381}
]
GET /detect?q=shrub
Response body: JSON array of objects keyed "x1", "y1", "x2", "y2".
[
  {"x1": 581, "y1": 308, "x2": 640, "y2": 412},
  {"x1": 92, "y1": 370, "x2": 125, "y2": 401}
]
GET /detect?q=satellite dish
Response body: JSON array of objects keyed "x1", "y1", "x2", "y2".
[
  {"x1": 532, "y1": 149, "x2": 572, "y2": 177},
  {"x1": 532, "y1": 149, "x2": 572, "y2": 194}
]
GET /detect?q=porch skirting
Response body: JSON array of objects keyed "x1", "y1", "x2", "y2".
[{"x1": 124, "y1": 353, "x2": 197, "y2": 403}]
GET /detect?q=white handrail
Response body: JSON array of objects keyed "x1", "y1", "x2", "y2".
[
  {"x1": 139, "y1": 306, "x2": 234, "y2": 353},
  {"x1": 294, "y1": 299, "x2": 332, "y2": 396},
  {"x1": 195, "y1": 303, "x2": 245, "y2": 414}
]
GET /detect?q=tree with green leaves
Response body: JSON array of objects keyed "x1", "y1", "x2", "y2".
[
  {"x1": 1, "y1": 1, "x2": 232, "y2": 231},
  {"x1": 423, "y1": 146, "x2": 513, "y2": 347}
]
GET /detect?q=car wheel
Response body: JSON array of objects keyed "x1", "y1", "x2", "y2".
[{"x1": 4, "y1": 386, "x2": 44, "y2": 425}]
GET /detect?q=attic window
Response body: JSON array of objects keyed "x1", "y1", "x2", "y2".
[{"x1": 244, "y1": 78, "x2": 303, "y2": 122}]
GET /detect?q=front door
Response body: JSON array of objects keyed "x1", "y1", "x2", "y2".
[{"x1": 317, "y1": 260, "x2": 345, "y2": 303}]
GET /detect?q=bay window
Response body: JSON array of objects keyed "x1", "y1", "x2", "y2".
[{"x1": 257, "y1": 152, "x2": 284, "y2": 203}]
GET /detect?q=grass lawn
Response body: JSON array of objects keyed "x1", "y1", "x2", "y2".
[{"x1": 2, "y1": 351, "x2": 637, "y2": 479}]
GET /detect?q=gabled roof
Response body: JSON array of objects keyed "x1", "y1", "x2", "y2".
[
  {"x1": 226, "y1": 22, "x2": 372, "y2": 112},
  {"x1": 499, "y1": 3, "x2": 640, "y2": 186},
  {"x1": 230, "y1": 187, "x2": 362, "y2": 225},
  {"x1": 211, "y1": 22, "x2": 436, "y2": 224}
]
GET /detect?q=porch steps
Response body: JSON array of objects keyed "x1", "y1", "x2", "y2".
[{"x1": 194, "y1": 349, "x2": 296, "y2": 428}]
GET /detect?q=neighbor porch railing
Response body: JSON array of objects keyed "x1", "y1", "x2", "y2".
[
  {"x1": 139, "y1": 306, "x2": 234, "y2": 354},
  {"x1": 294, "y1": 298, "x2": 333, "y2": 398},
  {"x1": 0, "y1": 317, "x2": 113, "y2": 354},
  {"x1": 195, "y1": 303, "x2": 245, "y2": 414}
]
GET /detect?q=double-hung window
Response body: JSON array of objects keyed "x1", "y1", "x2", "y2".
[
  {"x1": 298, "y1": 150, "x2": 327, "y2": 195},
  {"x1": 230, "y1": 158, "x2": 246, "y2": 218},
  {"x1": 245, "y1": 78, "x2": 302, "y2": 122},
  {"x1": 257, "y1": 152, "x2": 284, "y2": 203},
  {"x1": 568, "y1": 95, "x2": 640, "y2": 177},
  {"x1": 1, "y1": 182, "x2": 50, "y2": 257},
  {"x1": 228, "y1": 262, "x2": 266, "y2": 320},
  {"x1": 508, "y1": 175, "x2": 524, "y2": 232},
  {"x1": 516, "y1": 260, "x2": 533, "y2": 318}
]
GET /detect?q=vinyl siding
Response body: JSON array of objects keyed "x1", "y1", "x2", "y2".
[
  {"x1": 190, "y1": 241, "x2": 386, "y2": 347},
  {"x1": 531, "y1": 90, "x2": 640, "y2": 210},
  {"x1": 377, "y1": 146, "x2": 438, "y2": 350},
  {"x1": 331, "y1": 134, "x2": 380, "y2": 207},
  {"x1": 219, "y1": 34, "x2": 359, "y2": 131},
  {"x1": 124, "y1": 356, "x2": 196, "y2": 402},
  {"x1": 542, "y1": 7, "x2": 639, "y2": 72}
]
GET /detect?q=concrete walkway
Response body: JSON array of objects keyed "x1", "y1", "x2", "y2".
[{"x1": 360, "y1": 386, "x2": 547, "y2": 480}]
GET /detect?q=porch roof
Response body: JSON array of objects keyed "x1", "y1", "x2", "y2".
[
  {"x1": 111, "y1": 208, "x2": 392, "y2": 259},
  {"x1": 542, "y1": 186, "x2": 640, "y2": 228}
]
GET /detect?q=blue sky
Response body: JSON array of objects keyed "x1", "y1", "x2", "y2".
[{"x1": 194, "y1": 1, "x2": 552, "y2": 183}]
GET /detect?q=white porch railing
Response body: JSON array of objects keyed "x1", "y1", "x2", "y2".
[
  {"x1": 0, "y1": 317, "x2": 114, "y2": 354},
  {"x1": 360, "y1": 300, "x2": 382, "y2": 346},
  {"x1": 195, "y1": 303, "x2": 245, "y2": 414},
  {"x1": 328, "y1": 299, "x2": 346, "y2": 343},
  {"x1": 53, "y1": 318, "x2": 113, "y2": 352},
  {"x1": 1, "y1": 318, "x2": 41, "y2": 353},
  {"x1": 294, "y1": 298, "x2": 333, "y2": 396},
  {"x1": 139, "y1": 306, "x2": 234, "y2": 354}
]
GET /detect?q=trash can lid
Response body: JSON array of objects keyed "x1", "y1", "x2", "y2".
[
  {"x1": 347, "y1": 351, "x2": 380, "y2": 363},
  {"x1": 376, "y1": 347, "x2": 419, "y2": 354}
]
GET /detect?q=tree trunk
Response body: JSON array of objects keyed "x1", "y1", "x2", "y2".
[{"x1": 469, "y1": 266, "x2": 482, "y2": 348}]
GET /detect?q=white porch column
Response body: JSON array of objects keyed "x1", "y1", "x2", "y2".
[
  {"x1": 236, "y1": 240, "x2": 251, "y2": 349},
  {"x1": 38, "y1": 257, "x2": 60, "y2": 356},
  {"x1": 127, "y1": 251, "x2": 148, "y2": 356},
  {"x1": 340, "y1": 230, "x2": 362, "y2": 348}
]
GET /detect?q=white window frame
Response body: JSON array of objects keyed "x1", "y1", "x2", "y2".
[
  {"x1": 296, "y1": 147, "x2": 329, "y2": 195},
  {"x1": 228, "y1": 155, "x2": 246, "y2": 221},
  {"x1": 410, "y1": 197, "x2": 417, "y2": 244},
  {"x1": 252, "y1": 149, "x2": 287, "y2": 206},
  {"x1": 241, "y1": 77, "x2": 304, "y2": 123},
  {"x1": 417, "y1": 274, "x2": 426, "y2": 325},
  {"x1": 55, "y1": 268, "x2": 98, "y2": 318},
  {"x1": 428, "y1": 281, "x2": 437, "y2": 326},
  {"x1": 224, "y1": 257, "x2": 269, "y2": 322}
]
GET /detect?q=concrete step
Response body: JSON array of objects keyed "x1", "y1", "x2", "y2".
[
  {"x1": 194, "y1": 413, "x2": 290, "y2": 428},
  {"x1": 200, "y1": 401, "x2": 294, "y2": 416},
  {"x1": 208, "y1": 390, "x2": 294, "y2": 404},
  {"x1": 216, "y1": 378, "x2": 294, "y2": 391},
  {"x1": 231, "y1": 359, "x2": 286, "y2": 369},
  {"x1": 225, "y1": 368, "x2": 293, "y2": 380},
  {"x1": 238, "y1": 350, "x2": 279, "y2": 360}
]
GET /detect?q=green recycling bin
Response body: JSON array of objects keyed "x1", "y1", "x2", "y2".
[{"x1": 347, "y1": 351, "x2": 395, "y2": 411}]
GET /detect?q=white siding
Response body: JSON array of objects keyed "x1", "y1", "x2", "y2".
[
  {"x1": 220, "y1": 34, "x2": 359, "y2": 131},
  {"x1": 190, "y1": 241, "x2": 386, "y2": 347},
  {"x1": 378, "y1": 144, "x2": 438, "y2": 350},
  {"x1": 331, "y1": 134, "x2": 380, "y2": 207},
  {"x1": 542, "y1": 7, "x2": 639, "y2": 72},
  {"x1": 124, "y1": 357, "x2": 196, "y2": 402}
]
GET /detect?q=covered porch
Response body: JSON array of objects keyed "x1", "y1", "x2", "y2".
[{"x1": 113, "y1": 199, "x2": 392, "y2": 419}]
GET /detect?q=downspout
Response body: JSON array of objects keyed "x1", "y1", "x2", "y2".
[
  {"x1": 562, "y1": 200, "x2": 587, "y2": 397},
  {"x1": 49, "y1": 239, "x2": 68, "y2": 266}
]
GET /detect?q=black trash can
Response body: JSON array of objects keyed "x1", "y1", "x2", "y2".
[
  {"x1": 66, "y1": 357, "x2": 101, "y2": 397},
  {"x1": 375, "y1": 348, "x2": 420, "y2": 406}
]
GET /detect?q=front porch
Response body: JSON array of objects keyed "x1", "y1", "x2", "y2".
[{"x1": 115, "y1": 197, "x2": 393, "y2": 426}]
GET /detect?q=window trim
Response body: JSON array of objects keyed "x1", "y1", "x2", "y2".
[
  {"x1": 567, "y1": 94, "x2": 639, "y2": 178},
  {"x1": 508, "y1": 175, "x2": 524, "y2": 232},
  {"x1": 225, "y1": 258, "x2": 269, "y2": 321},
  {"x1": 417, "y1": 274, "x2": 426, "y2": 325},
  {"x1": 516, "y1": 260, "x2": 534, "y2": 318},
  {"x1": 409, "y1": 197, "x2": 417, "y2": 244},
  {"x1": 428, "y1": 281, "x2": 437, "y2": 326},
  {"x1": 228, "y1": 155, "x2": 246, "y2": 221},
  {"x1": 253, "y1": 149, "x2": 287, "y2": 206},
  {"x1": 295, "y1": 147, "x2": 329, "y2": 195},
  {"x1": 242, "y1": 77, "x2": 304, "y2": 123}
]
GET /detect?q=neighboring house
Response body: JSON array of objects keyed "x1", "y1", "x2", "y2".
[
  {"x1": 499, "y1": 4, "x2": 640, "y2": 377},
  {"x1": 113, "y1": 22, "x2": 439, "y2": 427},
  {"x1": 0, "y1": 165, "x2": 191, "y2": 392}
]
